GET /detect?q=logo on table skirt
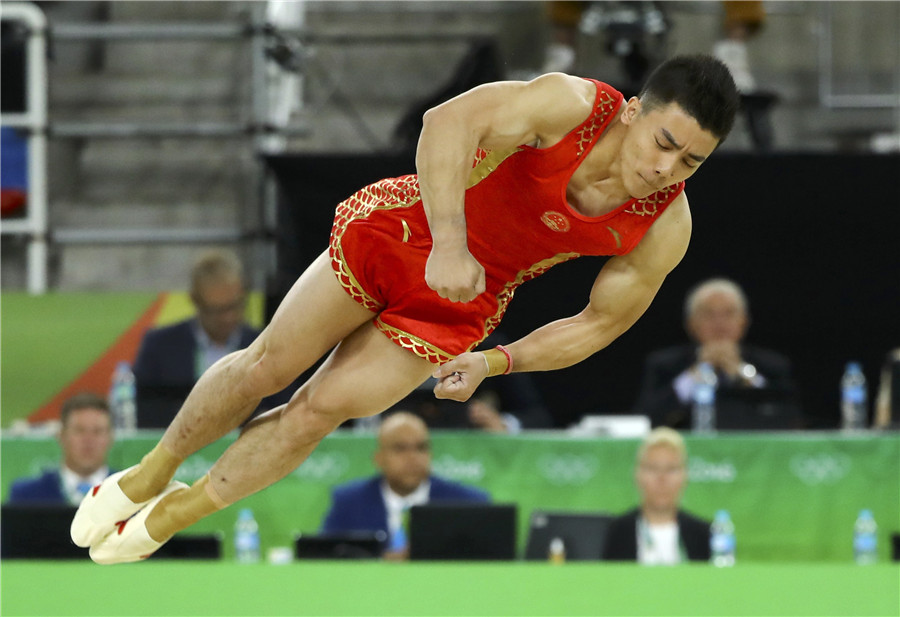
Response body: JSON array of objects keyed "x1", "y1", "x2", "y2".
[
  {"x1": 541, "y1": 211, "x2": 571, "y2": 232},
  {"x1": 431, "y1": 455, "x2": 485, "y2": 482},
  {"x1": 290, "y1": 451, "x2": 351, "y2": 482},
  {"x1": 688, "y1": 457, "x2": 737, "y2": 483},
  {"x1": 537, "y1": 454, "x2": 598, "y2": 485},
  {"x1": 789, "y1": 453, "x2": 852, "y2": 485}
]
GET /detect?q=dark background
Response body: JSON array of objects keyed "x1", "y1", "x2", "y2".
[{"x1": 264, "y1": 151, "x2": 900, "y2": 429}]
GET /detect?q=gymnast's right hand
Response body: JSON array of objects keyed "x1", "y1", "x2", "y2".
[{"x1": 425, "y1": 246, "x2": 486, "y2": 303}]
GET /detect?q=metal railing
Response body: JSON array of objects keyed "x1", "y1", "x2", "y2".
[{"x1": 0, "y1": 2, "x2": 48, "y2": 294}]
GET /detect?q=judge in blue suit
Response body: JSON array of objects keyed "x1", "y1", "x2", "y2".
[
  {"x1": 7, "y1": 393, "x2": 115, "y2": 505},
  {"x1": 133, "y1": 249, "x2": 288, "y2": 428},
  {"x1": 320, "y1": 412, "x2": 489, "y2": 558}
]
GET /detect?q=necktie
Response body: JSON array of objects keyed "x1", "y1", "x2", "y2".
[{"x1": 77, "y1": 481, "x2": 93, "y2": 498}]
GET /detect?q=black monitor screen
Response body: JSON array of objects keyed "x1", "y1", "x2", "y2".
[{"x1": 408, "y1": 502, "x2": 517, "y2": 561}]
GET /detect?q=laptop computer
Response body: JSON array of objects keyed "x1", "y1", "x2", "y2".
[
  {"x1": 1, "y1": 504, "x2": 221, "y2": 560},
  {"x1": 1, "y1": 504, "x2": 82, "y2": 559},
  {"x1": 294, "y1": 531, "x2": 386, "y2": 559},
  {"x1": 714, "y1": 386, "x2": 804, "y2": 430},
  {"x1": 524, "y1": 511, "x2": 612, "y2": 561},
  {"x1": 408, "y1": 503, "x2": 517, "y2": 561}
]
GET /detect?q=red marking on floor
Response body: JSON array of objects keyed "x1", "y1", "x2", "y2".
[{"x1": 27, "y1": 292, "x2": 169, "y2": 423}]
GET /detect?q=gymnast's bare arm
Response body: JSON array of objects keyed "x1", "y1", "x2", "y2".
[{"x1": 416, "y1": 73, "x2": 596, "y2": 303}]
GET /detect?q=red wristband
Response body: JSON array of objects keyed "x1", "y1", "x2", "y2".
[{"x1": 495, "y1": 345, "x2": 513, "y2": 375}]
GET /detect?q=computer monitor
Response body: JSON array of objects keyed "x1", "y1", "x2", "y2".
[
  {"x1": 1, "y1": 504, "x2": 221, "y2": 560},
  {"x1": 714, "y1": 386, "x2": 804, "y2": 430},
  {"x1": 294, "y1": 531, "x2": 386, "y2": 560},
  {"x1": 408, "y1": 503, "x2": 517, "y2": 561},
  {"x1": 1, "y1": 504, "x2": 82, "y2": 559},
  {"x1": 524, "y1": 511, "x2": 612, "y2": 561}
]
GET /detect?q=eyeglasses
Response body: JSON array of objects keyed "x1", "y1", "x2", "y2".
[{"x1": 196, "y1": 297, "x2": 246, "y2": 317}]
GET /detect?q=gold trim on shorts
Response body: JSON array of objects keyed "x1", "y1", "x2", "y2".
[
  {"x1": 481, "y1": 252, "x2": 581, "y2": 342},
  {"x1": 375, "y1": 317, "x2": 457, "y2": 364},
  {"x1": 330, "y1": 176, "x2": 422, "y2": 312}
]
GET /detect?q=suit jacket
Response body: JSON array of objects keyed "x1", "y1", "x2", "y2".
[
  {"x1": 601, "y1": 508, "x2": 711, "y2": 562},
  {"x1": 320, "y1": 475, "x2": 490, "y2": 538},
  {"x1": 7, "y1": 469, "x2": 115, "y2": 505},
  {"x1": 634, "y1": 343, "x2": 796, "y2": 429},
  {"x1": 133, "y1": 318, "x2": 290, "y2": 427}
]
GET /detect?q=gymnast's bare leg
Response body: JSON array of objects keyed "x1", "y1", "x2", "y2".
[{"x1": 72, "y1": 251, "x2": 433, "y2": 560}]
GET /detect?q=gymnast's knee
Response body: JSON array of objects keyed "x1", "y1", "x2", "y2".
[
  {"x1": 235, "y1": 345, "x2": 298, "y2": 400},
  {"x1": 282, "y1": 393, "x2": 354, "y2": 443}
]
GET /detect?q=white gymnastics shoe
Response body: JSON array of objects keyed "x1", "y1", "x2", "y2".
[
  {"x1": 89, "y1": 481, "x2": 189, "y2": 565},
  {"x1": 71, "y1": 466, "x2": 155, "y2": 548}
]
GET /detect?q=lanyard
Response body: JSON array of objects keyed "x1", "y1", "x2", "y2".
[{"x1": 637, "y1": 515, "x2": 688, "y2": 564}]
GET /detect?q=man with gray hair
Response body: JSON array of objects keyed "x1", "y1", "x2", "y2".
[
  {"x1": 133, "y1": 249, "x2": 289, "y2": 428},
  {"x1": 634, "y1": 277, "x2": 794, "y2": 429}
]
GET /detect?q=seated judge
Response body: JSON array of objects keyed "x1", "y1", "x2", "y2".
[
  {"x1": 320, "y1": 412, "x2": 490, "y2": 559},
  {"x1": 7, "y1": 393, "x2": 115, "y2": 505},
  {"x1": 602, "y1": 427, "x2": 710, "y2": 564},
  {"x1": 133, "y1": 249, "x2": 288, "y2": 427},
  {"x1": 634, "y1": 277, "x2": 796, "y2": 429}
]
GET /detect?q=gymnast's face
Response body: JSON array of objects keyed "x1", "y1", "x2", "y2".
[
  {"x1": 375, "y1": 415, "x2": 432, "y2": 497},
  {"x1": 618, "y1": 99, "x2": 719, "y2": 199}
]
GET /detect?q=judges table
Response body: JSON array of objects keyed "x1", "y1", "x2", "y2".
[{"x1": 3, "y1": 430, "x2": 899, "y2": 565}]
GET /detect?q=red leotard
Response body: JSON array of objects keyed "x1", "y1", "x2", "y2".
[{"x1": 330, "y1": 80, "x2": 684, "y2": 363}]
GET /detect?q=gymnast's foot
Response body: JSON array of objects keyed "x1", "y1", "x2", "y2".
[
  {"x1": 70, "y1": 466, "x2": 156, "y2": 548},
  {"x1": 88, "y1": 481, "x2": 189, "y2": 565}
]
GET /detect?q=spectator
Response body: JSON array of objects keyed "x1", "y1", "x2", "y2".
[
  {"x1": 388, "y1": 332, "x2": 554, "y2": 433},
  {"x1": 133, "y1": 249, "x2": 288, "y2": 428},
  {"x1": 875, "y1": 348, "x2": 900, "y2": 429},
  {"x1": 7, "y1": 393, "x2": 114, "y2": 505},
  {"x1": 712, "y1": 1, "x2": 778, "y2": 150},
  {"x1": 320, "y1": 412, "x2": 490, "y2": 559},
  {"x1": 601, "y1": 427, "x2": 710, "y2": 564},
  {"x1": 634, "y1": 278, "x2": 795, "y2": 429}
]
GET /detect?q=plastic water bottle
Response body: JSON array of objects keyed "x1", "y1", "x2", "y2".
[
  {"x1": 841, "y1": 362, "x2": 868, "y2": 430},
  {"x1": 234, "y1": 508, "x2": 261, "y2": 563},
  {"x1": 853, "y1": 509, "x2": 878, "y2": 565},
  {"x1": 548, "y1": 537, "x2": 566, "y2": 564},
  {"x1": 710, "y1": 510, "x2": 736, "y2": 567},
  {"x1": 692, "y1": 362, "x2": 718, "y2": 433},
  {"x1": 109, "y1": 361, "x2": 137, "y2": 433}
]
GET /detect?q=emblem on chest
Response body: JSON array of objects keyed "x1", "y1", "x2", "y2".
[{"x1": 541, "y1": 211, "x2": 571, "y2": 232}]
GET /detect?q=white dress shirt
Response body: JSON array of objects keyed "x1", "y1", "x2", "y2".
[
  {"x1": 380, "y1": 479, "x2": 431, "y2": 538},
  {"x1": 60, "y1": 465, "x2": 110, "y2": 506}
]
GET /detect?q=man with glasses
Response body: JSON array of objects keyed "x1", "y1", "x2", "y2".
[
  {"x1": 133, "y1": 249, "x2": 283, "y2": 428},
  {"x1": 320, "y1": 412, "x2": 489, "y2": 559}
]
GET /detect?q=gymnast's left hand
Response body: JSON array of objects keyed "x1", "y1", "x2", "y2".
[{"x1": 432, "y1": 352, "x2": 488, "y2": 402}]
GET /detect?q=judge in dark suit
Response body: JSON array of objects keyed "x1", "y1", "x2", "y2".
[
  {"x1": 320, "y1": 412, "x2": 490, "y2": 559},
  {"x1": 602, "y1": 427, "x2": 710, "y2": 564},
  {"x1": 7, "y1": 393, "x2": 115, "y2": 505},
  {"x1": 133, "y1": 249, "x2": 288, "y2": 428},
  {"x1": 634, "y1": 278, "x2": 796, "y2": 429}
]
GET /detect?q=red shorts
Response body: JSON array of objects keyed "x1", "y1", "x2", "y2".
[{"x1": 329, "y1": 176, "x2": 504, "y2": 364}]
